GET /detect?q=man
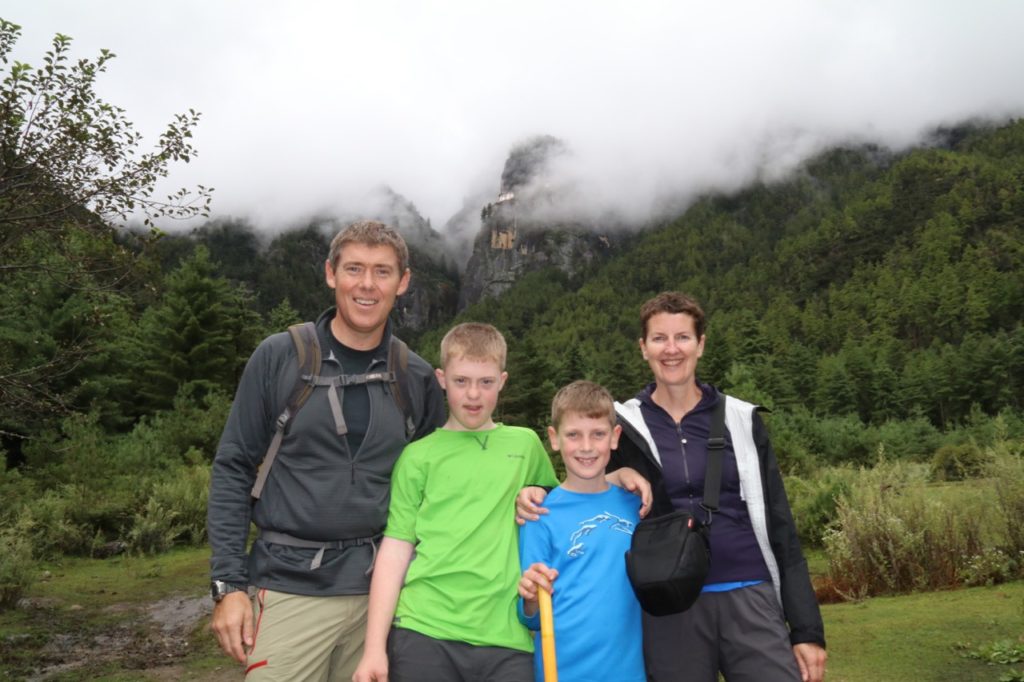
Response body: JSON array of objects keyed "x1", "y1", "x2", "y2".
[{"x1": 208, "y1": 220, "x2": 446, "y2": 680}]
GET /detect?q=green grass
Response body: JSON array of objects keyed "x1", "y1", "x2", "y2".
[
  {"x1": 822, "y1": 582, "x2": 1024, "y2": 681},
  {"x1": 3, "y1": 546, "x2": 1023, "y2": 680}
]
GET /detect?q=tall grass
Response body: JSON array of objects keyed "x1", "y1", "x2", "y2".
[{"x1": 820, "y1": 443, "x2": 1024, "y2": 600}]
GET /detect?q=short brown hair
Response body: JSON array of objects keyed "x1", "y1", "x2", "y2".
[
  {"x1": 550, "y1": 380, "x2": 616, "y2": 431},
  {"x1": 640, "y1": 292, "x2": 706, "y2": 339},
  {"x1": 439, "y1": 322, "x2": 507, "y2": 369},
  {"x1": 328, "y1": 220, "x2": 409, "y2": 273}
]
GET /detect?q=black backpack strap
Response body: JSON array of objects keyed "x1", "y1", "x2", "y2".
[
  {"x1": 387, "y1": 336, "x2": 415, "y2": 440},
  {"x1": 700, "y1": 391, "x2": 727, "y2": 520},
  {"x1": 251, "y1": 322, "x2": 321, "y2": 499}
]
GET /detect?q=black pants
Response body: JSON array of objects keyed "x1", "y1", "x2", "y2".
[{"x1": 387, "y1": 627, "x2": 533, "y2": 682}]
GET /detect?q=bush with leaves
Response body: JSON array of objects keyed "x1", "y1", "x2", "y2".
[
  {"x1": 785, "y1": 467, "x2": 853, "y2": 548},
  {"x1": 147, "y1": 459, "x2": 210, "y2": 546},
  {"x1": 0, "y1": 19, "x2": 211, "y2": 439},
  {"x1": 987, "y1": 441, "x2": 1024, "y2": 556},
  {"x1": 823, "y1": 460, "x2": 988, "y2": 599},
  {"x1": 0, "y1": 528, "x2": 34, "y2": 610},
  {"x1": 127, "y1": 498, "x2": 182, "y2": 555},
  {"x1": 823, "y1": 447, "x2": 1024, "y2": 599},
  {"x1": 930, "y1": 442, "x2": 989, "y2": 481}
]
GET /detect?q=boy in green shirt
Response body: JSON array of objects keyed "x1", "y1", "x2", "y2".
[
  {"x1": 353, "y1": 322, "x2": 559, "y2": 681},
  {"x1": 354, "y1": 322, "x2": 651, "y2": 682}
]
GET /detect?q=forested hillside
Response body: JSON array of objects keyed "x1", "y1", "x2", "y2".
[{"x1": 423, "y1": 122, "x2": 1024, "y2": 470}]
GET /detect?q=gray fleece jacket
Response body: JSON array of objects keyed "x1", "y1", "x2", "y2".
[{"x1": 208, "y1": 309, "x2": 446, "y2": 596}]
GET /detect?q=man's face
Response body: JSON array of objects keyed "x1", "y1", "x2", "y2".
[{"x1": 325, "y1": 242, "x2": 410, "y2": 348}]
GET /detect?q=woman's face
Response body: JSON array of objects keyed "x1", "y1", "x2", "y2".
[{"x1": 640, "y1": 312, "x2": 705, "y2": 388}]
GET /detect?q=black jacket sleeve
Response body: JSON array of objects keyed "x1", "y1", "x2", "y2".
[
  {"x1": 207, "y1": 335, "x2": 282, "y2": 586},
  {"x1": 754, "y1": 411, "x2": 826, "y2": 648},
  {"x1": 611, "y1": 418, "x2": 675, "y2": 518}
]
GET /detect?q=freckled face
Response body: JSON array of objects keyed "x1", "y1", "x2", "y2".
[
  {"x1": 325, "y1": 243, "x2": 410, "y2": 348},
  {"x1": 436, "y1": 357, "x2": 507, "y2": 432},
  {"x1": 548, "y1": 413, "x2": 621, "y2": 492},
  {"x1": 640, "y1": 312, "x2": 705, "y2": 389}
]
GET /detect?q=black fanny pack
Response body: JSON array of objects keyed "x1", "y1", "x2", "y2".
[{"x1": 625, "y1": 391, "x2": 726, "y2": 617}]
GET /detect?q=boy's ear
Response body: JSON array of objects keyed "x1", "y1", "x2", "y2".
[
  {"x1": 434, "y1": 367, "x2": 446, "y2": 390},
  {"x1": 610, "y1": 423, "x2": 622, "y2": 450},
  {"x1": 547, "y1": 426, "x2": 560, "y2": 451},
  {"x1": 497, "y1": 370, "x2": 509, "y2": 392}
]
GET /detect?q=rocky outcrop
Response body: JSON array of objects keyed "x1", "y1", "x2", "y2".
[{"x1": 457, "y1": 136, "x2": 616, "y2": 310}]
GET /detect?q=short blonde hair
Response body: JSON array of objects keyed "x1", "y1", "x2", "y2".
[
  {"x1": 439, "y1": 322, "x2": 507, "y2": 369},
  {"x1": 328, "y1": 220, "x2": 409, "y2": 273},
  {"x1": 550, "y1": 380, "x2": 616, "y2": 430}
]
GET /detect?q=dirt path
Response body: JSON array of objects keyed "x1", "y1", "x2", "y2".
[{"x1": 26, "y1": 593, "x2": 238, "y2": 681}]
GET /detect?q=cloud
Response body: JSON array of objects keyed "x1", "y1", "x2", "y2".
[{"x1": 6, "y1": 0, "x2": 1024, "y2": 233}]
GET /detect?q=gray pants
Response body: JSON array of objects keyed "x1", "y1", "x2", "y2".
[
  {"x1": 387, "y1": 626, "x2": 533, "y2": 682},
  {"x1": 643, "y1": 582, "x2": 801, "y2": 682}
]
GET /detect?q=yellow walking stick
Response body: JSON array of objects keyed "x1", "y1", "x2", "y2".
[{"x1": 538, "y1": 586, "x2": 558, "y2": 682}]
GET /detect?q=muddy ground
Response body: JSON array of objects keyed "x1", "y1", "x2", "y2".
[{"x1": 11, "y1": 593, "x2": 238, "y2": 681}]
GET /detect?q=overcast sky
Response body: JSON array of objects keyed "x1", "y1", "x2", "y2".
[{"x1": 6, "y1": 1, "x2": 1024, "y2": 233}]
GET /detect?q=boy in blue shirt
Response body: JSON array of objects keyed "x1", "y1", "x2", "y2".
[{"x1": 518, "y1": 380, "x2": 645, "y2": 682}]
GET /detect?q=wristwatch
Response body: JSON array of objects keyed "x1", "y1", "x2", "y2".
[{"x1": 211, "y1": 580, "x2": 245, "y2": 603}]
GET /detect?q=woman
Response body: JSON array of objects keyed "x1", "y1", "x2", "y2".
[{"x1": 611, "y1": 292, "x2": 826, "y2": 682}]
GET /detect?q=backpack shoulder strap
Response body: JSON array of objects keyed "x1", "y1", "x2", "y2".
[
  {"x1": 387, "y1": 335, "x2": 416, "y2": 440},
  {"x1": 251, "y1": 322, "x2": 321, "y2": 499},
  {"x1": 700, "y1": 390, "x2": 727, "y2": 517}
]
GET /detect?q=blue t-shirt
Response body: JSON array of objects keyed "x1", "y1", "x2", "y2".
[{"x1": 518, "y1": 485, "x2": 645, "y2": 682}]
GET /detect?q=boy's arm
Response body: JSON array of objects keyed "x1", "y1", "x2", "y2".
[
  {"x1": 352, "y1": 537, "x2": 415, "y2": 682},
  {"x1": 517, "y1": 506, "x2": 556, "y2": 630},
  {"x1": 605, "y1": 467, "x2": 652, "y2": 518},
  {"x1": 515, "y1": 486, "x2": 550, "y2": 525}
]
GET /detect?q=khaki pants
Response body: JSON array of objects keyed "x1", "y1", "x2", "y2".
[{"x1": 246, "y1": 589, "x2": 368, "y2": 681}]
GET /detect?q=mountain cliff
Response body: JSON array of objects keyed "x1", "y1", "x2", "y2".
[{"x1": 457, "y1": 135, "x2": 619, "y2": 309}]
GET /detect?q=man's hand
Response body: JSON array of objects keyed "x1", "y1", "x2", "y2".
[
  {"x1": 518, "y1": 562, "x2": 558, "y2": 617},
  {"x1": 605, "y1": 467, "x2": 652, "y2": 518},
  {"x1": 210, "y1": 590, "x2": 254, "y2": 664},
  {"x1": 352, "y1": 649, "x2": 390, "y2": 682},
  {"x1": 515, "y1": 486, "x2": 550, "y2": 525},
  {"x1": 793, "y1": 642, "x2": 827, "y2": 682}
]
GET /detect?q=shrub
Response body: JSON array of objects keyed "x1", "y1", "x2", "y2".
[
  {"x1": 823, "y1": 459, "x2": 990, "y2": 599},
  {"x1": 17, "y1": 488, "x2": 95, "y2": 557},
  {"x1": 786, "y1": 467, "x2": 853, "y2": 548},
  {"x1": 930, "y1": 443, "x2": 989, "y2": 481},
  {"x1": 0, "y1": 529, "x2": 34, "y2": 610},
  {"x1": 875, "y1": 416, "x2": 943, "y2": 461},
  {"x1": 987, "y1": 442, "x2": 1024, "y2": 556},
  {"x1": 148, "y1": 460, "x2": 210, "y2": 546},
  {"x1": 127, "y1": 498, "x2": 183, "y2": 555},
  {"x1": 958, "y1": 548, "x2": 1019, "y2": 587},
  {"x1": 810, "y1": 414, "x2": 874, "y2": 466},
  {"x1": 761, "y1": 408, "x2": 818, "y2": 474}
]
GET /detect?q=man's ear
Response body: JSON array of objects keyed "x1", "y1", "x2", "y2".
[
  {"x1": 324, "y1": 259, "x2": 337, "y2": 288},
  {"x1": 396, "y1": 268, "x2": 411, "y2": 296}
]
